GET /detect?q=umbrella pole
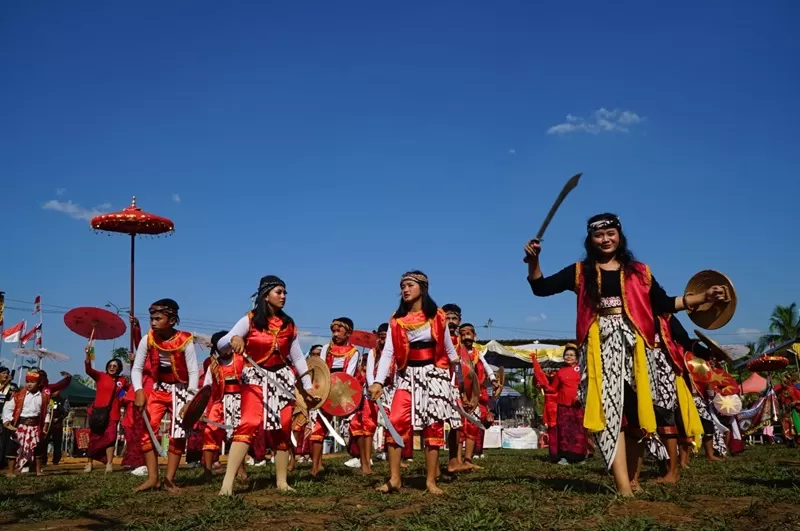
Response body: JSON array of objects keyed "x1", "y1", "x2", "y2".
[{"x1": 130, "y1": 234, "x2": 135, "y2": 354}]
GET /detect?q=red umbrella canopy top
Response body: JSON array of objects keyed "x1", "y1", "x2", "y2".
[{"x1": 90, "y1": 196, "x2": 174, "y2": 236}]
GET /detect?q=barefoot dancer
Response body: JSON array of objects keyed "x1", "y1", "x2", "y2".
[
  {"x1": 644, "y1": 314, "x2": 705, "y2": 484},
  {"x1": 201, "y1": 330, "x2": 246, "y2": 481},
  {"x1": 457, "y1": 323, "x2": 500, "y2": 469},
  {"x1": 368, "y1": 271, "x2": 462, "y2": 495},
  {"x1": 85, "y1": 353, "x2": 126, "y2": 473},
  {"x1": 2, "y1": 370, "x2": 51, "y2": 477},
  {"x1": 310, "y1": 317, "x2": 360, "y2": 477},
  {"x1": 217, "y1": 275, "x2": 316, "y2": 494},
  {"x1": 442, "y1": 304, "x2": 470, "y2": 473},
  {"x1": 350, "y1": 323, "x2": 391, "y2": 475},
  {"x1": 348, "y1": 343, "x2": 375, "y2": 475},
  {"x1": 532, "y1": 344, "x2": 586, "y2": 465},
  {"x1": 667, "y1": 317, "x2": 727, "y2": 464},
  {"x1": 524, "y1": 213, "x2": 728, "y2": 496},
  {"x1": 131, "y1": 299, "x2": 200, "y2": 492}
]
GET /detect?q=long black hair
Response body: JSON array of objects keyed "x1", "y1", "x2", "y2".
[
  {"x1": 394, "y1": 270, "x2": 439, "y2": 320},
  {"x1": 581, "y1": 213, "x2": 638, "y2": 309}
]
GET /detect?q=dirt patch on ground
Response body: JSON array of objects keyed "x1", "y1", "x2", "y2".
[{"x1": 609, "y1": 500, "x2": 696, "y2": 525}]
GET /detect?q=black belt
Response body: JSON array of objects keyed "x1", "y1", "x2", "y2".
[
  {"x1": 330, "y1": 368, "x2": 343, "y2": 373},
  {"x1": 407, "y1": 359, "x2": 434, "y2": 367},
  {"x1": 409, "y1": 341, "x2": 436, "y2": 349},
  {"x1": 262, "y1": 363, "x2": 287, "y2": 372}
]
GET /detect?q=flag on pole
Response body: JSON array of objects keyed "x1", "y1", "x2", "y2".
[
  {"x1": 35, "y1": 326, "x2": 42, "y2": 348},
  {"x1": 20, "y1": 323, "x2": 41, "y2": 345},
  {"x1": 2, "y1": 321, "x2": 25, "y2": 343},
  {"x1": 0, "y1": 291, "x2": 5, "y2": 326},
  {"x1": 33, "y1": 295, "x2": 41, "y2": 315}
]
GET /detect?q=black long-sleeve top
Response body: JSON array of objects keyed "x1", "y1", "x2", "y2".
[
  {"x1": 667, "y1": 315, "x2": 713, "y2": 359},
  {"x1": 527, "y1": 263, "x2": 678, "y2": 316}
]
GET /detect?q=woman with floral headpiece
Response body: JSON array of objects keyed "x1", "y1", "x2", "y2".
[
  {"x1": 524, "y1": 213, "x2": 728, "y2": 495},
  {"x1": 368, "y1": 271, "x2": 462, "y2": 495}
]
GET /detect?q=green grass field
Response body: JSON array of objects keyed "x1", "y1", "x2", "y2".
[{"x1": 1, "y1": 445, "x2": 798, "y2": 530}]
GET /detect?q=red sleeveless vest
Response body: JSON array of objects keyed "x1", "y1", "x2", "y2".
[
  {"x1": 245, "y1": 314, "x2": 297, "y2": 367},
  {"x1": 147, "y1": 330, "x2": 193, "y2": 384},
  {"x1": 209, "y1": 354, "x2": 246, "y2": 401},
  {"x1": 12, "y1": 388, "x2": 50, "y2": 430},
  {"x1": 325, "y1": 343, "x2": 358, "y2": 372},
  {"x1": 575, "y1": 262, "x2": 656, "y2": 348},
  {"x1": 390, "y1": 309, "x2": 448, "y2": 371}
]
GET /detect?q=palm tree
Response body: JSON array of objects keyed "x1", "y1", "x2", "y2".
[{"x1": 757, "y1": 303, "x2": 800, "y2": 352}]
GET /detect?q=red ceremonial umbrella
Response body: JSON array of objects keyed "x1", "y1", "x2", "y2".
[
  {"x1": 349, "y1": 330, "x2": 377, "y2": 350},
  {"x1": 64, "y1": 307, "x2": 127, "y2": 341},
  {"x1": 90, "y1": 196, "x2": 174, "y2": 352}
]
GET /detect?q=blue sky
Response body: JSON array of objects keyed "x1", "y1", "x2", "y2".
[{"x1": 1, "y1": 1, "x2": 798, "y2": 375}]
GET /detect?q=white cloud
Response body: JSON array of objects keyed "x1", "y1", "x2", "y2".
[
  {"x1": 172, "y1": 193, "x2": 181, "y2": 203},
  {"x1": 547, "y1": 108, "x2": 644, "y2": 135},
  {"x1": 42, "y1": 199, "x2": 111, "y2": 221},
  {"x1": 735, "y1": 327, "x2": 761, "y2": 339},
  {"x1": 508, "y1": 148, "x2": 516, "y2": 155},
  {"x1": 526, "y1": 313, "x2": 548, "y2": 322},
  {"x1": 56, "y1": 188, "x2": 66, "y2": 196}
]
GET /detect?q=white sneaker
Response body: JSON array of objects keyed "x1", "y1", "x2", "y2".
[
  {"x1": 375, "y1": 453, "x2": 386, "y2": 461},
  {"x1": 131, "y1": 465, "x2": 148, "y2": 476},
  {"x1": 557, "y1": 458, "x2": 569, "y2": 465},
  {"x1": 246, "y1": 457, "x2": 255, "y2": 466},
  {"x1": 255, "y1": 460, "x2": 267, "y2": 467},
  {"x1": 21, "y1": 467, "x2": 30, "y2": 474},
  {"x1": 344, "y1": 457, "x2": 360, "y2": 468}
]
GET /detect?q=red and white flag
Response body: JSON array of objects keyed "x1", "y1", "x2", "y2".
[
  {"x1": 35, "y1": 326, "x2": 42, "y2": 348},
  {"x1": 2, "y1": 320, "x2": 25, "y2": 343},
  {"x1": 32, "y1": 295, "x2": 41, "y2": 315},
  {"x1": 20, "y1": 323, "x2": 41, "y2": 345}
]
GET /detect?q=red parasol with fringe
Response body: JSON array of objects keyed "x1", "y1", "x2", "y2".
[{"x1": 90, "y1": 196, "x2": 174, "y2": 352}]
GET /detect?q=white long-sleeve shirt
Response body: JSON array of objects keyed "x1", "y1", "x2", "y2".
[
  {"x1": 319, "y1": 344, "x2": 359, "y2": 376},
  {"x1": 374, "y1": 320, "x2": 459, "y2": 384},
  {"x1": 2, "y1": 390, "x2": 51, "y2": 424},
  {"x1": 217, "y1": 315, "x2": 312, "y2": 390},
  {"x1": 366, "y1": 348, "x2": 379, "y2": 387},
  {"x1": 131, "y1": 334, "x2": 199, "y2": 392}
]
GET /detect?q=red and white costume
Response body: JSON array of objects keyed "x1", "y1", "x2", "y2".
[
  {"x1": 202, "y1": 354, "x2": 245, "y2": 452},
  {"x1": 459, "y1": 344, "x2": 496, "y2": 443},
  {"x1": 217, "y1": 313, "x2": 312, "y2": 452},
  {"x1": 374, "y1": 309, "x2": 461, "y2": 449},
  {"x1": 132, "y1": 330, "x2": 199, "y2": 455},
  {"x1": 309, "y1": 343, "x2": 360, "y2": 443},
  {"x1": 2, "y1": 382, "x2": 50, "y2": 470}
]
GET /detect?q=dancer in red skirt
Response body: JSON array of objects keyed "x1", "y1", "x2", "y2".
[
  {"x1": 84, "y1": 348, "x2": 126, "y2": 473},
  {"x1": 532, "y1": 344, "x2": 587, "y2": 464}
]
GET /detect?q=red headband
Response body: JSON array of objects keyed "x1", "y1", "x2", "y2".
[{"x1": 25, "y1": 371, "x2": 40, "y2": 383}]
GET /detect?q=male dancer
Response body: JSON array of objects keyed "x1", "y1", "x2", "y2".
[
  {"x1": 310, "y1": 317, "x2": 359, "y2": 477},
  {"x1": 458, "y1": 323, "x2": 500, "y2": 468},
  {"x1": 131, "y1": 299, "x2": 199, "y2": 492},
  {"x1": 441, "y1": 304, "x2": 471, "y2": 473}
]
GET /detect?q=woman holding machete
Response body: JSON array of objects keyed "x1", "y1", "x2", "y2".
[
  {"x1": 524, "y1": 213, "x2": 727, "y2": 496},
  {"x1": 216, "y1": 275, "x2": 318, "y2": 494}
]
